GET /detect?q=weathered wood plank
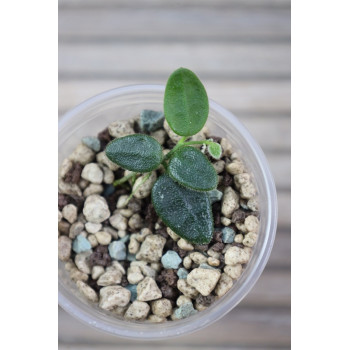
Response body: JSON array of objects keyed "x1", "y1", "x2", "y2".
[
  {"x1": 59, "y1": 7, "x2": 290, "y2": 42},
  {"x1": 267, "y1": 230, "x2": 291, "y2": 268},
  {"x1": 58, "y1": 305, "x2": 290, "y2": 347},
  {"x1": 58, "y1": 80, "x2": 290, "y2": 114},
  {"x1": 58, "y1": 43, "x2": 290, "y2": 79},
  {"x1": 59, "y1": 0, "x2": 291, "y2": 9}
]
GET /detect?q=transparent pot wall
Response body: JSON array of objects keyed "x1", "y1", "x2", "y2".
[{"x1": 58, "y1": 85, "x2": 277, "y2": 340}]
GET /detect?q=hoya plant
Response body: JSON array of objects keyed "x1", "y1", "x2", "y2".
[{"x1": 105, "y1": 68, "x2": 222, "y2": 244}]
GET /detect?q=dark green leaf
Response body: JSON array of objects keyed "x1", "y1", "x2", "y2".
[
  {"x1": 105, "y1": 134, "x2": 163, "y2": 173},
  {"x1": 208, "y1": 142, "x2": 222, "y2": 160},
  {"x1": 164, "y1": 67, "x2": 209, "y2": 136},
  {"x1": 152, "y1": 175, "x2": 213, "y2": 244},
  {"x1": 168, "y1": 146, "x2": 218, "y2": 191}
]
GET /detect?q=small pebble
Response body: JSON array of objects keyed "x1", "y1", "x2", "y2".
[
  {"x1": 234, "y1": 233, "x2": 244, "y2": 243},
  {"x1": 83, "y1": 195, "x2": 110, "y2": 223},
  {"x1": 102, "y1": 166, "x2": 114, "y2": 184},
  {"x1": 125, "y1": 284, "x2": 138, "y2": 302},
  {"x1": 140, "y1": 109, "x2": 165, "y2": 132},
  {"x1": 137, "y1": 277, "x2": 162, "y2": 301},
  {"x1": 81, "y1": 163, "x2": 103, "y2": 184},
  {"x1": 97, "y1": 269, "x2": 123, "y2": 286},
  {"x1": 215, "y1": 273, "x2": 233, "y2": 297},
  {"x1": 69, "y1": 143, "x2": 95, "y2": 165},
  {"x1": 62, "y1": 204, "x2": 78, "y2": 224},
  {"x1": 58, "y1": 180, "x2": 82, "y2": 197},
  {"x1": 161, "y1": 250, "x2": 182, "y2": 269},
  {"x1": 91, "y1": 266, "x2": 105, "y2": 280},
  {"x1": 177, "y1": 279, "x2": 199, "y2": 299},
  {"x1": 224, "y1": 264, "x2": 243, "y2": 280},
  {"x1": 172, "y1": 302, "x2": 198, "y2": 320},
  {"x1": 95, "y1": 231, "x2": 112, "y2": 245},
  {"x1": 151, "y1": 298, "x2": 173, "y2": 318},
  {"x1": 166, "y1": 227, "x2": 180, "y2": 241},
  {"x1": 177, "y1": 238, "x2": 194, "y2": 251},
  {"x1": 150, "y1": 129, "x2": 166, "y2": 145},
  {"x1": 108, "y1": 241, "x2": 126, "y2": 260},
  {"x1": 183, "y1": 256, "x2": 192, "y2": 269},
  {"x1": 96, "y1": 151, "x2": 119, "y2": 171},
  {"x1": 116, "y1": 195, "x2": 129, "y2": 209},
  {"x1": 72, "y1": 234, "x2": 92, "y2": 254},
  {"x1": 108, "y1": 120, "x2": 134, "y2": 138},
  {"x1": 85, "y1": 222, "x2": 102, "y2": 234},
  {"x1": 82, "y1": 136, "x2": 101, "y2": 152},
  {"x1": 75, "y1": 250, "x2": 92, "y2": 274},
  {"x1": 199, "y1": 263, "x2": 217, "y2": 270},
  {"x1": 189, "y1": 252, "x2": 207, "y2": 264},
  {"x1": 124, "y1": 301, "x2": 150, "y2": 321},
  {"x1": 221, "y1": 217, "x2": 231, "y2": 226},
  {"x1": 244, "y1": 215, "x2": 259, "y2": 233},
  {"x1": 127, "y1": 266, "x2": 144, "y2": 284},
  {"x1": 133, "y1": 171, "x2": 157, "y2": 199},
  {"x1": 222, "y1": 227, "x2": 235, "y2": 243},
  {"x1": 109, "y1": 212, "x2": 128, "y2": 231},
  {"x1": 225, "y1": 246, "x2": 250, "y2": 266},
  {"x1": 69, "y1": 221, "x2": 84, "y2": 239},
  {"x1": 207, "y1": 189, "x2": 223, "y2": 204},
  {"x1": 187, "y1": 268, "x2": 221, "y2": 296},
  {"x1": 76, "y1": 280, "x2": 98, "y2": 302},
  {"x1": 242, "y1": 231, "x2": 258, "y2": 247},
  {"x1": 102, "y1": 184, "x2": 116, "y2": 197},
  {"x1": 128, "y1": 213, "x2": 143, "y2": 230},
  {"x1": 177, "y1": 267, "x2": 189, "y2": 279},
  {"x1": 136, "y1": 234, "x2": 166, "y2": 263},
  {"x1": 221, "y1": 187, "x2": 240, "y2": 218},
  {"x1": 83, "y1": 184, "x2": 104, "y2": 197},
  {"x1": 99, "y1": 286, "x2": 131, "y2": 310},
  {"x1": 207, "y1": 257, "x2": 220, "y2": 267},
  {"x1": 176, "y1": 295, "x2": 192, "y2": 307},
  {"x1": 58, "y1": 236, "x2": 72, "y2": 261}
]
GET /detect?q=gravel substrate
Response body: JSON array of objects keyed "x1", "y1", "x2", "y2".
[{"x1": 58, "y1": 112, "x2": 259, "y2": 322}]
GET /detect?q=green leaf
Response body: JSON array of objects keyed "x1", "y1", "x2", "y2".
[
  {"x1": 164, "y1": 67, "x2": 209, "y2": 136},
  {"x1": 208, "y1": 142, "x2": 222, "y2": 160},
  {"x1": 105, "y1": 134, "x2": 163, "y2": 173},
  {"x1": 152, "y1": 174, "x2": 213, "y2": 244},
  {"x1": 168, "y1": 146, "x2": 218, "y2": 191}
]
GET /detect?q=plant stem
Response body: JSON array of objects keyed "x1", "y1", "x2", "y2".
[
  {"x1": 163, "y1": 139, "x2": 213, "y2": 162},
  {"x1": 113, "y1": 172, "x2": 137, "y2": 187}
]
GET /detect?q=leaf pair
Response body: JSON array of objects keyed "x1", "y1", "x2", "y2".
[{"x1": 106, "y1": 135, "x2": 218, "y2": 192}]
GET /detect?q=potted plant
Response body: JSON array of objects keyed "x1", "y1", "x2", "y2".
[{"x1": 58, "y1": 68, "x2": 277, "y2": 339}]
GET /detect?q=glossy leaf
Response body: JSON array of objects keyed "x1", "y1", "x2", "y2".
[
  {"x1": 164, "y1": 67, "x2": 209, "y2": 137},
  {"x1": 208, "y1": 142, "x2": 222, "y2": 160},
  {"x1": 152, "y1": 175, "x2": 213, "y2": 244},
  {"x1": 105, "y1": 134, "x2": 163, "y2": 173},
  {"x1": 168, "y1": 146, "x2": 218, "y2": 191}
]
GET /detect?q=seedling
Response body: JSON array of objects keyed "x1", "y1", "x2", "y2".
[{"x1": 106, "y1": 68, "x2": 222, "y2": 244}]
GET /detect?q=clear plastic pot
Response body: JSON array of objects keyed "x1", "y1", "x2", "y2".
[{"x1": 58, "y1": 84, "x2": 278, "y2": 340}]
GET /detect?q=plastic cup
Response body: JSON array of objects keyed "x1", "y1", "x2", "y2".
[{"x1": 58, "y1": 84, "x2": 278, "y2": 340}]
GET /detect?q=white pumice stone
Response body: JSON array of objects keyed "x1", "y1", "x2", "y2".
[
  {"x1": 225, "y1": 246, "x2": 250, "y2": 266},
  {"x1": 83, "y1": 195, "x2": 110, "y2": 223},
  {"x1": 224, "y1": 264, "x2": 243, "y2": 280},
  {"x1": 187, "y1": 268, "x2": 221, "y2": 296},
  {"x1": 221, "y1": 187, "x2": 240, "y2": 218},
  {"x1": 62, "y1": 204, "x2": 78, "y2": 224},
  {"x1": 137, "y1": 277, "x2": 162, "y2": 301},
  {"x1": 99, "y1": 286, "x2": 131, "y2": 310},
  {"x1": 215, "y1": 273, "x2": 233, "y2": 297},
  {"x1": 76, "y1": 281, "x2": 99, "y2": 303},
  {"x1": 81, "y1": 163, "x2": 104, "y2": 184},
  {"x1": 124, "y1": 301, "x2": 150, "y2": 321}
]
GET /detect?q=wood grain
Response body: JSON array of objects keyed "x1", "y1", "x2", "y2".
[
  {"x1": 58, "y1": 43, "x2": 290, "y2": 80},
  {"x1": 59, "y1": 6, "x2": 290, "y2": 42}
]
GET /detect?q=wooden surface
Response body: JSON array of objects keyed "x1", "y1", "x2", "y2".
[{"x1": 58, "y1": 1, "x2": 291, "y2": 348}]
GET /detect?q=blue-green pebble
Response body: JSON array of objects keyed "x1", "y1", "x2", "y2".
[
  {"x1": 161, "y1": 250, "x2": 182, "y2": 269},
  {"x1": 222, "y1": 227, "x2": 235, "y2": 243},
  {"x1": 103, "y1": 184, "x2": 115, "y2": 197},
  {"x1": 199, "y1": 263, "x2": 217, "y2": 270},
  {"x1": 108, "y1": 241, "x2": 126, "y2": 260},
  {"x1": 140, "y1": 109, "x2": 165, "y2": 132},
  {"x1": 207, "y1": 189, "x2": 223, "y2": 204},
  {"x1": 82, "y1": 136, "x2": 101, "y2": 152},
  {"x1": 72, "y1": 234, "x2": 92, "y2": 253},
  {"x1": 120, "y1": 235, "x2": 130, "y2": 244},
  {"x1": 177, "y1": 267, "x2": 188, "y2": 279},
  {"x1": 125, "y1": 284, "x2": 138, "y2": 302},
  {"x1": 174, "y1": 302, "x2": 198, "y2": 319},
  {"x1": 127, "y1": 253, "x2": 136, "y2": 262}
]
